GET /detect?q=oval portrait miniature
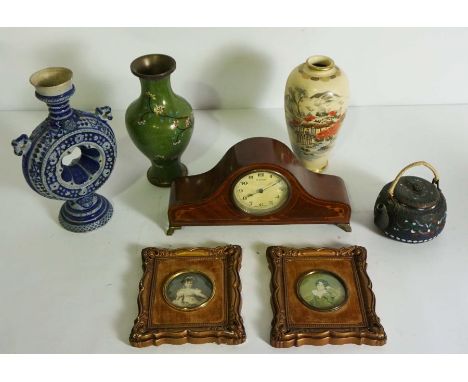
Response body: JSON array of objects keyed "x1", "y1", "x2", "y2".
[
  {"x1": 164, "y1": 271, "x2": 214, "y2": 311},
  {"x1": 297, "y1": 270, "x2": 347, "y2": 311}
]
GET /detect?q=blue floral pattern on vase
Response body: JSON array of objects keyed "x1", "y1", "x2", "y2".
[{"x1": 12, "y1": 78, "x2": 117, "y2": 233}]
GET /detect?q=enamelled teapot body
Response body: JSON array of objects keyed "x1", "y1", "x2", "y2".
[{"x1": 374, "y1": 161, "x2": 447, "y2": 243}]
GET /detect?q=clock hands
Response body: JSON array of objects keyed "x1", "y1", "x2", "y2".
[
  {"x1": 244, "y1": 191, "x2": 259, "y2": 198},
  {"x1": 244, "y1": 180, "x2": 282, "y2": 198},
  {"x1": 262, "y1": 179, "x2": 282, "y2": 191}
]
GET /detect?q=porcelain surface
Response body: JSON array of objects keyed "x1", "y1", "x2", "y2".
[
  {"x1": 285, "y1": 55, "x2": 349, "y2": 172},
  {"x1": 12, "y1": 68, "x2": 116, "y2": 232}
]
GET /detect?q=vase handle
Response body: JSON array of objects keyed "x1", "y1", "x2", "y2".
[
  {"x1": 11, "y1": 134, "x2": 31, "y2": 156},
  {"x1": 388, "y1": 161, "x2": 440, "y2": 198},
  {"x1": 95, "y1": 106, "x2": 113, "y2": 121}
]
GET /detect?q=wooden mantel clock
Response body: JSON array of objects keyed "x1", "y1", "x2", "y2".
[{"x1": 167, "y1": 137, "x2": 351, "y2": 235}]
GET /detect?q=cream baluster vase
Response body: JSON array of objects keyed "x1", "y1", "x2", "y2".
[{"x1": 284, "y1": 55, "x2": 349, "y2": 172}]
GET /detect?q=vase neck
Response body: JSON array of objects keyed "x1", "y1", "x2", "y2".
[
  {"x1": 36, "y1": 85, "x2": 75, "y2": 121},
  {"x1": 302, "y1": 55, "x2": 338, "y2": 78},
  {"x1": 139, "y1": 76, "x2": 173, "y2": 97}
]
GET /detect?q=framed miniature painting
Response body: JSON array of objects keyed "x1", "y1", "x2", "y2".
[
  {"x1": 129, "y1": 245, "x2": 245, "y2": 347},
  {"x1": 163, "y1": 271, "x2": 214, "y2": 311},
  {"x1": 296, "y1": 270, "x2": 348, "y2": 312},
  {"x1": 267, "y1": 245, "x2": 386, "y2": 347}
]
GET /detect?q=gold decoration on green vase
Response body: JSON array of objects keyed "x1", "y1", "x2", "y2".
[{"x1": 125, "y1": 54, "x2": 194, "y2": 187}]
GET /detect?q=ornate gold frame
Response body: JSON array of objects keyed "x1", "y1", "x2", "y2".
[
  {"x1": 129, "y1": 245, "x2": 245, "y2": 347},
  {"x1": 267, "y1": 245, "x2": 386, "y2": 347}
]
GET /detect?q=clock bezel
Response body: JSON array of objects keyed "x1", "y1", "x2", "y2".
[{"x1": 231, "y1": 169, "x2": 291, "y2": 216}]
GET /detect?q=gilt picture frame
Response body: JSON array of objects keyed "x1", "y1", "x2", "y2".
[
  {"x1": 267, "y1": 245, "x2": 386, "y2": 347},
  {"x1": 129, "y1": 245, "x2": 245, "y2": 347}
]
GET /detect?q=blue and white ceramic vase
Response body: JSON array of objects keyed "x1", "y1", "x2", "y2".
[{"x1": 11, "y1": 67, "x2": 117, "y2": 232}]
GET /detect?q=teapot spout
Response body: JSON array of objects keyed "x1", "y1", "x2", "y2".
[
  {"x1": 12, "y1": 134, "x2": 31, "y2": 156},
  {"x1": 374, "y1": 203, "x2": 389, "y2": 230}
]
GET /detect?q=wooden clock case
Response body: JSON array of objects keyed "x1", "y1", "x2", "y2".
[{"x1": 167, "y1": 137, "x2": 351, "y2": 234}]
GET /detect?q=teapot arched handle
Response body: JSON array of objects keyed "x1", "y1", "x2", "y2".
[{"x1": 388, "y1": 161, "x2": 440, "y2": 198}]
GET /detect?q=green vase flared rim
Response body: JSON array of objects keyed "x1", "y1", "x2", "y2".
[{"x1": 130, "y1": 54, "x2": 176, "y2": 80}]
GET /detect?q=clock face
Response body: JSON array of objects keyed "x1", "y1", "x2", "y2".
[{"x1": 232, "y1": 170, "x2": 290, "y2": 215}]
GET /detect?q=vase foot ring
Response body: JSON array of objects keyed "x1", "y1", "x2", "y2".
[
  {"x1": 309, "y1": 159, "x2": 328, "y2": 173},
  {"x1": 58, "y1": 194, "x2": 113, "y2": 233},
  {"x1": 147, "y1": 163, "x2": 188, "y2": 187}
]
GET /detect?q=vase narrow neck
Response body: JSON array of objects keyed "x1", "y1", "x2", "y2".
[
  {"x1": 36, "y1": 85, "x2": 75, "y2": 121},
  {"x1": 139, "y1": 76, "x2": 173, "y2": 96},
  {"x1": 47, "y1": 99, "x2": 73, "y2": 121}
]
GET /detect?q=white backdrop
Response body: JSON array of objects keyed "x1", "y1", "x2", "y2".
[
  {"x1": 1, "y1": 28, "x2": 468, "y2": 110},
  {"x1": 2, "y1": 27, "x2": 468, "y2": 354}
]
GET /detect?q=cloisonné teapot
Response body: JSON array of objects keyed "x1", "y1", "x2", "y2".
[{"x1": 374, "y1": 161, "x2": 447, "y2": 243}]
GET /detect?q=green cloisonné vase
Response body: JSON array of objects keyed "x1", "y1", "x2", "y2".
[{"x1": 125, "y1": 54, "x2": 194, "y2": 187}]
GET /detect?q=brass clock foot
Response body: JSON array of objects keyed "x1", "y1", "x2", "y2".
[
  {"x1": 166, "y1": 226, "x2": 181, "y2": 236},
  {"x1": 336, "y1": 223, "x2": 352, "y2": 232}
]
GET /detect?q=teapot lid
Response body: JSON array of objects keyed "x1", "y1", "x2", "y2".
[{"x1": 393, "y1": 176, "x2": 440, "y2": 209}]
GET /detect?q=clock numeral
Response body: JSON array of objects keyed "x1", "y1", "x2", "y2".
[
  {"x1": 248, "y1": 175, "x2": 254, "y2": 179},
  {"x1": 242, "y1": 196, "x2": 248, "y2": 200},
  {"x1": 275, "y1": 195, "x2": 280, "y2": 199},
  {"x1": 270, "y1": 174, "x2": 273, "y2": 178},
  {"x1": 259, "y1": 202, "x2": 264, "y2": 206},
  {"x1": 240, "y1": 181, "x2": 248, "y2": 185},
  {"x1": 238, "y1": 188, "x2": 244, "y2": 192},
  {"x1": 258, "y1": 173, "x2": 265, "y2": 177}
]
